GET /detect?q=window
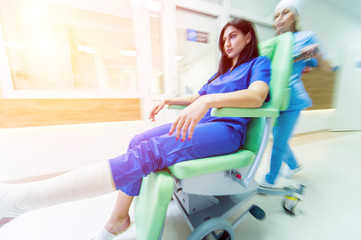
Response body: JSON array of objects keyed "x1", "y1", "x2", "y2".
[
  {"x1": 0, "y1": 0, "x2": 139, "y2": 94},
  {"x1": 150, "y1": 15, "x2": 164, "y2": 94},
  {"x1": 176, "y1": 8, "x2": 218, "y2": 95}
]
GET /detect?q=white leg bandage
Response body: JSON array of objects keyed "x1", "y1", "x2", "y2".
[{"x1": 0, "y1": 161, "x2": 114, "y2": 219}]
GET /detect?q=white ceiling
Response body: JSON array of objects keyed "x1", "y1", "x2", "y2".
[
  {"x1": 248, "y1": 0, "x2": 361, "y2": 20},
  {"x1": 319, "y1": 0, "x2": 361, "y2": 19},
  {"x1": 256, "y1": 0, "x2": 361, "y2": 18}
]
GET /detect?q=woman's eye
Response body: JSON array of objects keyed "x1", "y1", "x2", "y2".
[{"x1": 230, "y1": 34, "x2": 236, "y2": 39}]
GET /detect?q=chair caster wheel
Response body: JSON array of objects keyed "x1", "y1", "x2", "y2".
[
  {"x1": 187, "y1": 217, "x2": 234, "y2": 240},
  {"x1": 282, "y1": 195, "x2": 303, "y2": 215},
  {"x1": 249, "y1": 204, "x2": 266, "y2": 220}
]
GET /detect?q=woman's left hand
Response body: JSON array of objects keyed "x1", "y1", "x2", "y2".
[{"x1": 169, "y1": 96, "x2": 210, "y2": 141}]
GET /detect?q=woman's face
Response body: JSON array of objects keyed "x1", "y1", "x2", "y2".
[
  {"x1": 273, "y1": 7, "x2": 297, "y2": 34},
  {"x1": 223, "y1": 26, "x2": 251, "y2": 64}
]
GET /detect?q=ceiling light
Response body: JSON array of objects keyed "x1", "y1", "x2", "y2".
[
  {"x1": 174, "y1": 56, "x2": 184, "y2": 61},
  {"x1": 3, "y1": 42, "x2": 26, "y2": 50},
  {"x1": 120, "y1": 50, "x2": 137, "y2": 57},
  {"x1": 76, "y1": 45, "x2": 98, "y2": 54},
  {"x1": 147, "y1": 0, "x2": 162, "y2": 12}
]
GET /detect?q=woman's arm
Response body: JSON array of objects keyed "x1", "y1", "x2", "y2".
[
  {"x1": 148, "y1": 94, "x2": 200, "y2": 122},
  {"x1": 199, "y1": 81, "x2": 269, "y2": 109},
  {"x1": 163, "y1": 94, "x2": 200, "y2": 105},
  {"x1": 169, "y1": 81, "x2": 269, "y2": 141}
]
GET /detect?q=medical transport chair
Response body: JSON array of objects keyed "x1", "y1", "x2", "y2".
[{"x1": 134, "y1": 32, "x2": 304, "y2": 240}]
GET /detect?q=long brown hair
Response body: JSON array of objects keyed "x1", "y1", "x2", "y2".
[{"x1": 209, "y1": 18, "x2": 259, "y2": 83}]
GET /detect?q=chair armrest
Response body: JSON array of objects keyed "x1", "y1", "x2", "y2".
[
  {"x1": 168, "y1": 104, "x2": 280, "y2": 118},
  {"x1": 211, "y1": 107, "x2": 279, "y2": 118},
  {"x1": 167, "y1": 104, "x2": 188, "y2": 110}
]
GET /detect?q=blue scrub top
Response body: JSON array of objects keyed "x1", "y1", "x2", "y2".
[
  {"x1": 197, "y1": 56, "x2": 271, "y2": 136},
  {"x1": 288, "y1": 31, "x2": 330, "y2": 111}
]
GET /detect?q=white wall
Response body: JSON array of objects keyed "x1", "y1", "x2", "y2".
[
  {"x1": 298, "y1": 0, "x2": 361, "y2": 132},
  {"x1": 294, "y1": 109, "x2": 336, "y2": 134},
  {"x1": 0, "y1": 121, "x2": 148, "y2": 182},
  {"x1": 333, "y1": 46, "x2": 361, "y2": 131},
  {"x1": 227, "y1": 0, "x2": 361, "y2": 133},
  {"x1": 231, "y1": 0, "x2": 361, "y2": 65},
  {"x1": 300, "y1": 0, "x2": 361, "y2": 67},
  {"x1": 179, "y1": 49, "x2": 217, "y2": 94}
]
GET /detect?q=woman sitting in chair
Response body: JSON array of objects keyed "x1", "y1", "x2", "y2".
[{"x1": 1, "y1": 18, "x2": 271, "y2": 240}]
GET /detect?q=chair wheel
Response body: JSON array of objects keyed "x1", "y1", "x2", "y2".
[
  {"x1": 188, "y1": 217, "x2": 234, "y2": 240},
  {"x1": 282, "y1": 196, "x2": 303, "y2": 215},
  {"x1": 217, "y1": 231, "x2": 232, "y2": 240},
  {"x1": 249, "y1": 204, "x2": 266, "y2": 220}
]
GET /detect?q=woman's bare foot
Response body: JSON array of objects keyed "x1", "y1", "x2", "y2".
[
  {"x1": 104, "y1": 214, "x2": 131, "y2": 235},
  {"x1": 91, "y1": 215, "x2": 132, "y2": 240},
  {"x1": 91, "y1": 191, "x2": 134, "y2": 240}
]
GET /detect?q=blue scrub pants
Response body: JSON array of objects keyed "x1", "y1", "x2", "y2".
[
  {"x1": 109, "y1": 122, "x2": 243, "y2": 196},
  {"x1": 265, "y1": 109, "x2": 301, "y2": 184}
]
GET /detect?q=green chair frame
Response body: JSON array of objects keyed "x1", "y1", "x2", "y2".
[{"x1": 134, "y1": 32, "x2": 299, "y2": 240}]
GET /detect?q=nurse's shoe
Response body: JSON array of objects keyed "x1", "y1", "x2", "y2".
[
  {"x1": 282, "y1": 164, "x2": 303, "y2": 179},
  {"x1": 259, "y1": 179, "x2": 279, "y2": 189}
]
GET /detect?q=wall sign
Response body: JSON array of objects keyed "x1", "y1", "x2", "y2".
[{"x1": 186, "y1": 29, "x2": 209, "y2": 43}]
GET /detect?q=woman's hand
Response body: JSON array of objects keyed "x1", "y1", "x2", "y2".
[
  {"x1": 169, "y1": 96, "x2": 210, "y2": 141},
  {"x1": 148, "y1": 100, "x2": 166, "y2": 122},
  {"x1": 301, "y1": 44, "x2": 332, "y2": 71},
  {"x1": 301, "y1": 44, "x2": 319, "y2": 59}
]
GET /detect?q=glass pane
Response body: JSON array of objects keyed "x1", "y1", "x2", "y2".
[
  {"x1": 0, "y1": 0, "x2": 138, "y2": 92},
  {"x1": 150, "y1": 15, "x2": 164, "y2": 94},
  {"x1": 176, "y1": 9, "x2": 218, "y2": 95}
]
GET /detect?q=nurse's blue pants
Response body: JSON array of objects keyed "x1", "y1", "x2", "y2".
[
  {"x1": 109, "y1": 122, "x2": 242, "y2": 196},
  {"x1": 265, "y1": 109, "x2": 301, "y2": 184}
]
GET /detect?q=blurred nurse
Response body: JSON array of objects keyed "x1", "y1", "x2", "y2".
[{"x1": 262, "y1": 0, "x2": 332, "y2": 187}]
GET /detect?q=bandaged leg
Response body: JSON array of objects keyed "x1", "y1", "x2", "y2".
[{"x1": 0, "y1": 161, "x2": 114, "y2": 220}]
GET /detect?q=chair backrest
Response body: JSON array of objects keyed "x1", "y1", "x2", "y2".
[{"x1": 242, "y1": 32, "x2": 293, "y2": 153}]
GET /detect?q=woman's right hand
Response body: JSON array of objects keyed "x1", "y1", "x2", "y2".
[{"x1": 148, "y1": 100, "x2": 166, "y2": 122}]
